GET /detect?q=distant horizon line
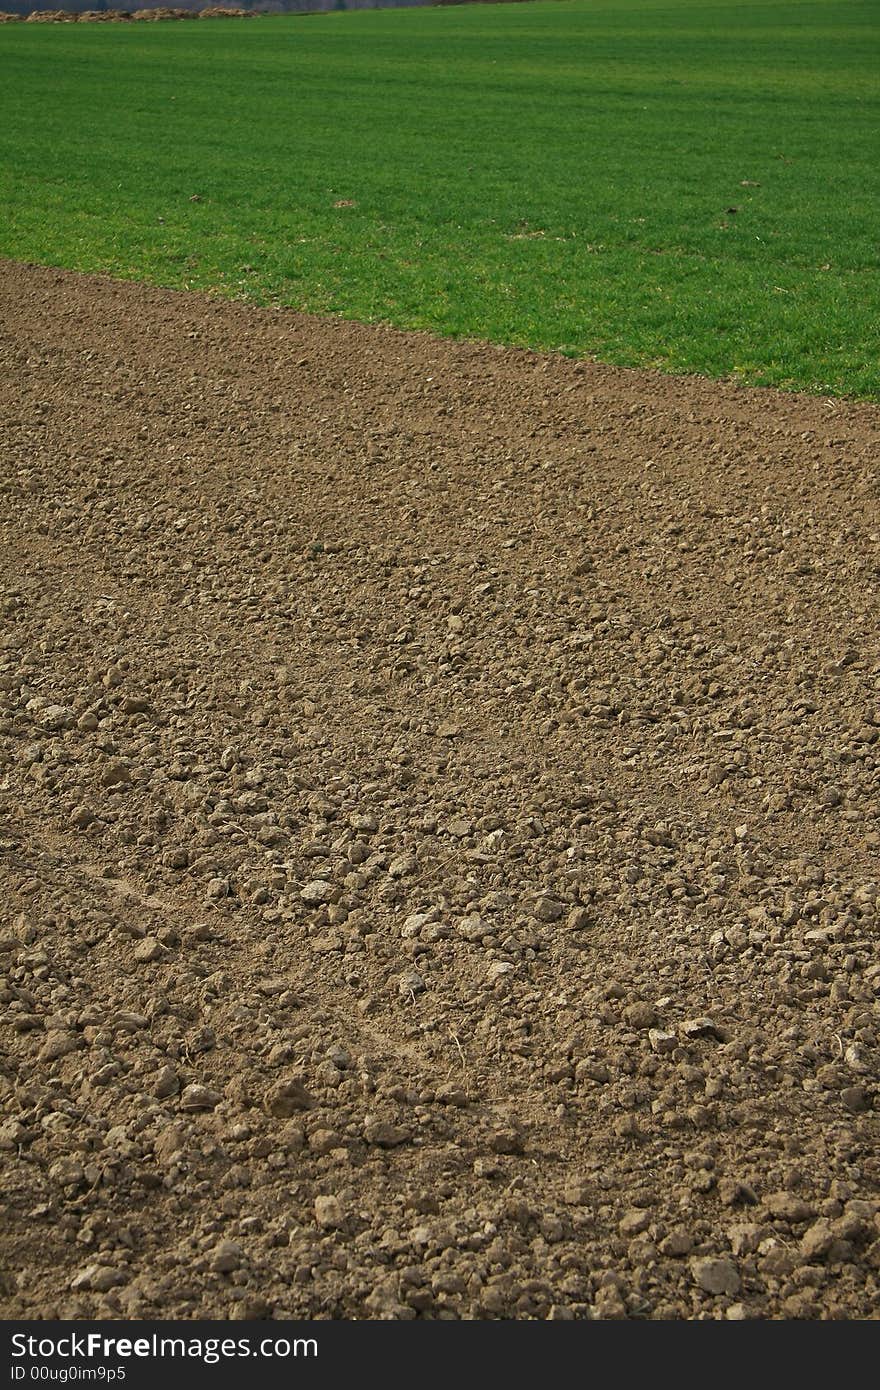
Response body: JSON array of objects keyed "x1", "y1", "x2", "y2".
[{"x1": 1, "y1": 0, "x2": 547, "y2": 16}]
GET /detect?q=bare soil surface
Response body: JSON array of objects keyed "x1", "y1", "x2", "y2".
[{"x1": 1, "y1": 260, "x2": 879, "y2": 1320}]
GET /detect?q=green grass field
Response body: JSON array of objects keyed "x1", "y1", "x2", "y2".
[{"x1": 1, "y1": 0, "x2": 878, "y2": 397}]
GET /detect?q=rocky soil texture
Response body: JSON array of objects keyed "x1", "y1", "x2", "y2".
[{"x1": 1, "y1": 261, "x2": 878, "y2": 1320}]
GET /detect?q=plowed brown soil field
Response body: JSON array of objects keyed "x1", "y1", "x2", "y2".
[{"x1": 1, "y1": 261, "x2": 878, "y2": 1320}]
